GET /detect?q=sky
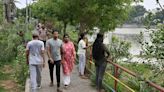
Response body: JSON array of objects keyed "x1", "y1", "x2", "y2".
[{"x1": 15, "y1": 0, "x2": 164, "y2": 10}]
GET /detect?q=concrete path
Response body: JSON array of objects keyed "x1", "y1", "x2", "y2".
[
  {"x1": 36, "y1": 62, "x2": 97, "y2": 92},
  {"x1": 34, "y1": 62, "x2": 96, "y2": 92}
]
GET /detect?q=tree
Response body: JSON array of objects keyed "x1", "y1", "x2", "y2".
[
  {"x1": 32, "y1": 0, "x2": 135, "y2": 34},
  {"x1": 126, "y1": 5, "x2": 147, "y2": 24},
  {"x1": 3, "y1": 0, "x2": 17, "y2": 23}
]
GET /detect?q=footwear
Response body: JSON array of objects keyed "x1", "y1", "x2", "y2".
[
  {"x1": 57, "y1": 87, "x2": 63, "y2": 92},
  {"x1": 81, "y1": 75, "x2": 88, "y2": 79},
  {"x1": 37, "y1": 86, "x2": 41, "y2": 89},
  {"x1": 64, "y1": 85, "x2": 69, "y2": 89},
  {"x1": 49, "y1": 82, "x2": 54, "y2": 87}
]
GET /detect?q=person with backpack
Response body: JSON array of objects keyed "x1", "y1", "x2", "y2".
[{"x1": 92, "y1": 33, "x2": 110, "y2": 92}]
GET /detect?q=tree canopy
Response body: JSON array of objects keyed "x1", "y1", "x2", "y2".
[{"x1": 31, "y1": 0, "x2": 136, "y2": 33}]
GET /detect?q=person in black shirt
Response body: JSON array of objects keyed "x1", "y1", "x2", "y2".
[{"x1": 92, "y1": 33, "x2": 110, "y2": 92}]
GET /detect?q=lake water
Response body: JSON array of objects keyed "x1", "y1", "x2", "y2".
[{"x1": 87, "y1": 27, "x2": 151, "y2": 55}]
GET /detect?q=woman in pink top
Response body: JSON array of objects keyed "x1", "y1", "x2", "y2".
[{"x1": 61, "y1": 34, "x2": 76, "y2": 88}]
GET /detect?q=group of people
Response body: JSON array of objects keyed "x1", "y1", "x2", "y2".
[{"x1": 26, "y1": 23, "x2": 110, "y2": 92}]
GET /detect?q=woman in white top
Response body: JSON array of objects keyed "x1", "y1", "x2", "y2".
[{"x1": 77, "y1": 33, "x2": 88, "y2": 79}]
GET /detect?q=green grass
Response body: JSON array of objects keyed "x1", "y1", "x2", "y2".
[{"x1": 0, "y1": 87, "x2": 6, "y2": 92}]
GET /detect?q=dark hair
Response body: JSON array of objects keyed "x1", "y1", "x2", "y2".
[
  {"x1": 78, "y1": 33, "x2": 85, "y2": 43},
  {"x1": 41, "y1": 26, "x2": 45, "y2": 29},
  {"x1": 63, "y1": 33, "x2": 69, "y2": 38},
  {"x1": 52, "y1": 29, "x2": 59, "y2": 34},
  {"x1": 92, "y1": 33, "x2": 104, "y2": 60}
]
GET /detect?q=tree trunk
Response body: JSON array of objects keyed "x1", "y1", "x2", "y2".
[
  {"x1": 63, "y1": 22, "x2": 67, "y2": 34},
  {"x1": 79, "y1": 22, "x2": 86, "y2": 35},
  {"x1": 3, "y1": 0, "x2": 13, "y2": 23}
]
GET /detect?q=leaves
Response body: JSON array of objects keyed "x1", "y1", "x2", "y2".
[{"x1": 31, "y1": 0, "x2": 134, "y2": 33}]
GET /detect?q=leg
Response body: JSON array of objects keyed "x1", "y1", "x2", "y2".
[
  {"x1": 55, "y1": 60, "x2": 61, "y2": 88},
  {"x1": 36, "y1": 65, "x2": 42, "y2": 87},
  {"x1": 97, "y1": 62, "x2": 107, "y2": 91},
  {"x1": 63, "y1": 75, "x2": 71, "y2": 85},
  {"x1": 29, "y1": 65, "x2": 37, "y2": 90},
  {"x1": 95, "y1": 65, "x2": 100, "y2": 89},
  {"x1": 48, "y1": 60, "x2": 55, "y2": 83},
  {"x1": 78, "y1": 54, "x2": 82, "y2": 75},
  {"x1": 81, "y1": 54, "x2": 86, "y2": 75}
]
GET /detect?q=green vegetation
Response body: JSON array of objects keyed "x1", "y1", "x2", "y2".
[{"x1": 31, "y1": 0, "x2": 134, "y2": 33}]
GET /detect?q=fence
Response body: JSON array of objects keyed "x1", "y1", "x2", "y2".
[{"x1": 86, "y1": 46, "x2": 164, "y2": 92}]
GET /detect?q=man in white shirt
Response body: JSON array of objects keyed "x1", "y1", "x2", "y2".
[{"x1": 26, "y1": 31, "x2": 45, "y2": 92}]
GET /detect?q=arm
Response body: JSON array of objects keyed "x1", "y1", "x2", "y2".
[
  {"x1": 103, "y1": 44, "x2": 110, "y2": 57},
  {"x1": 72, "y1": 43, "x2": 76, "y2": 60},
  {"x1": 46, "y1": 41, "x2": 54, "y2": 63},
  {"x1": 41, "y1": 42, "x2": 45, "y2": 67},
  {"x1": 26, "y1": 50, "x2": 29, "y2": 65},
  {"x1": 26, "y1": 43, "x2": 29, "y2": 65},
  {"x1": 82, "y1": 41, "x2": 87, "y2": 49}
]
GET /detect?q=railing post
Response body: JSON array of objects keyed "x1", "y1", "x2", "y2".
[{"x1": 114, "y1": 66, "x2": 119, "y2": 92}]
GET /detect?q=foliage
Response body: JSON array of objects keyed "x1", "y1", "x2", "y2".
[
  {"x1": 143, "y1": 10, "x2": 164, "y2": 26},
  {"x1": 31, "y1": 0, "x2": 134, "y2": 33},
  {"x1": 126, "y1": 5, "x2": 147, "y2": 24},
  {"x1": 0, "y1": 24, "x2": 22, "y2": 66},
  {"x1": 108, "y1": 36, "x2": 131, "y2": 62},
  {"x1": 14, "y1": 45, "x2": 29, "y2": 89},
  {"x1": 140, "y1": 24, "x2": 164, "y2": 70}
]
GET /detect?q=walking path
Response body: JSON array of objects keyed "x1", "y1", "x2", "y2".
[{"x1": 26, "y1": 61, "x2": 97, "y2": 92}]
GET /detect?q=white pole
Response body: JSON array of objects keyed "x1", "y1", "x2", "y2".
[{"x1": 26, "y1": 0, "x2": 28, "y2": 31}]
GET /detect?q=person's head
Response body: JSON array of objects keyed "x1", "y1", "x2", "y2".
[
  {"x1": 32, "y1": 31, "x2": 39, "y2": 39},
  {"x1": 78, "y1": 33, "x2": 86, "y2": 43},
  {"x1": 80, "y1": 33, "x2": 86, "y2": 39},
  {"x1": 96, "y1": 33, "x2": 104, "y2": 43},
  {"x1": 41, "y1": 26, "x2": 45, "y2": 30},
  {"x1": 52, "y1": 29, "x2": 59, "y2": 39},
  {"x1": 63, "y1": 34, "x2": 69, "y2": 43}
]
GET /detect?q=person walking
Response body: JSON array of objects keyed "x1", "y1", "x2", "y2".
[
  {"x1": 77, "y1": 33, "x2": 88, "y2": 79},
  {"x1": 92, "y1": 33, "x2": 110, "y2": 92},
  {"x1": 26, "y1": 31, "x2": 45, "y2": 92},
  {"x1": 61, "y1": 34, "x2": 76, "y2": 88},
  {"x1": 46, "y1": 29, "x2": 63, "y2": 92},
  {"x1": 39, "y1": 25, "x2": 48, "y2": 46}
]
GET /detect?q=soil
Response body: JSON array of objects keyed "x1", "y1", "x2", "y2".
[{"x1": 0, "y1": 80, "x2": 19, "y2": 92}]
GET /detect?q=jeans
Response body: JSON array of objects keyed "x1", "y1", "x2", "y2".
[
  {"x1": 95, "y1": 61, "x2": 107, "y2": 90},
  {"x1": 48, "y1": 60, "x2": 61, "y2": 87}
]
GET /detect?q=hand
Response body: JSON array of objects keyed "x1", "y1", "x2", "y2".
[
  {"x1": 42, "y1": 63, "x2": 45, "y2": 68},
  {"x1": 61, "y1": 60, "x2": 65, "y2": 64},
  {"x1": 26, "y1": 60, "x2": 29, "y2": 65},
  {"x1": 49, "y1": 58, "x2": 54, "y2": 64}
]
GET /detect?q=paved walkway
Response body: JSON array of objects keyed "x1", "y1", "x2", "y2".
[
  {"x1": 34, "y1": 62, "x2": 97, "y2": 92},
  {"x1": 25, "y1": 53, "x2": 97, "y2": 92}
]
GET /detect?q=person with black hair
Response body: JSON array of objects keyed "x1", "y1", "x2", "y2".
[
  {"x1": 26, "y1": 31, "x2": 45, "y2": 92},
  {"x1": 77, "y1": 33, "x2": 88, "y2": 79},
  {"x1": 92, "y1": 33, "x2": 110, "y2": 92},
  {"x1": 61, "y1": 34, "x2": 76, "y2": 88},
  {"x1": 46, "y1": 29, "x2": 63, "y2": 92}
]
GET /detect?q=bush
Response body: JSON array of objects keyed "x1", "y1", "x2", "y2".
[
  {"x1": 14, "y1": 45, "x2": 29, "y2": 90},
  {"x1": 108, "y1": 36, "x2": 131, "y2": 62},
  {"x1": 0, "y1": 24, "x2": 22, "y2": 66}
]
